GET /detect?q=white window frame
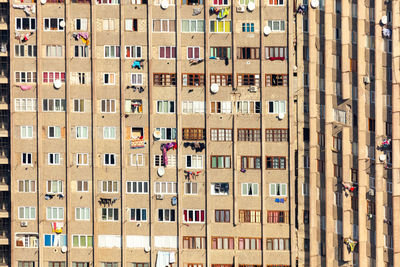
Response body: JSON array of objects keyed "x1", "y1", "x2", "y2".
[
  {"x1": 103, "y1": 127, "x2": 117, "y2": 139},
  {"x1": 187, "y1": 46, "x2": 200, "y2": 59},
  {"x1": 185, "y1": 155, "x2": 203, "y2": 169},
  {"x1": 72, "y1": 234, "x2": 92, "y2": 248},
  {"x1": 15, "y1": 72, "x2": 36, "y2": 83},
  {"x1": 154, "y1": 154, "x2": 176, "y2": 167},
  {"x1": 102, "y1": 18, "x2": 115, "y2": 30},
  {"x1": 156, "y1": 100, "x2": 175, "y2": 114},
  {"x1": 75, "y1": 18, "x2": 88, "y2": 31},
  {"x1": 130, "y1": 153, "x2": 144, "y2": 166},
  {"x1": 158, "y1": 209, "x2": 176, "y2": 222},
  {"x1": 154, "y1": 182, "x2": 177, "y2": 194},
  {"x1": 18, "y1": 180, "x2": 36, "y2": 193},
  {"x1": 74, "y1": 45, "x2": 89, "y2": 58},
  {"x1": 45, "y1": 45, "x2": 62, "y2": 58},
  {"x1": 267, "y1": 20, "x2": 285, "y2": 32},
  {"x1": 269, "y1": 183, "x2": 287, "y2": 197},
  {"x1": 155, "y1": 127, "x2": 177, "y2": 141},
  {"x1": 77, "y1": 181, "x2": 89, "y2": 192},
  {"x1": 130, "y1": 208, "x2": 147, "y2": 222},
  {"x1": 209, "y1": 20, "x2": 231, "y2": 33},
  {"x1": 182, "y1": 101, "x2": 205, "y2": 114},
  {"x1": 184, "y1": 182, "x2": 198, "y2": 195},
  {"x1": 43, "y1": 18, "x2": 65, "y2": 31},
  {"x1": 103, "y1": 73, "x2": 116, "y2": 85},
  {"x1": 104, "y1": 153, "x2": 117, "y2": 166},
  {"x1": 101, "y1": 208, "x2": 119, "y2": 221},
  {"x1": 15, "y1": 17, "x2": 36, "y2": 30},
  {"x1": 76, "y1": 126, "x2": 89, "y2": 139},
  {"x1": 183, "y1": 209, "x2": 205, "y2": 223},
  {"x1": 48, "y1": 153, "x2": 61, "y2": 165},
  {"x1": 18, "y1": 207, "x2": 36, "y2": 220},
  {"x1": 47, "y1": 180, "x2": 63, "y2": 194},
  {"x1": 126, "y1": 181, "x2": 149, "y2": 194},
  {"x1": 75, "y1": 207, "x2": 90, "y2": 221},
  {"x1": 46, "y1": 207, "x2": 64, "y2": 220},
  {"x1": 181, "y1": 20, "x2": 205, "y2": 33},
  {"x1": 101, "y1": 181, "x2": 119, "y2": 193},
  {"x1": 241, "y1": 183, "x2": 259, "y2": 196},
  {"x1": 131, "y1": 73, "x2": 143, "y2": 85},
  {"x1": 104, "y1": 45, "x2": 120, "y2": 58},
  {"x1": 101, "y1": 99, "x2": 117, "y2": 113},
  {"x1": 125, "y1": 45, "x2": 142, "y2": 59},
  {"x1": 268, "y1": 100, "x2": 286, "y2": 114},
  {"x1": 76, "y1": 153, "x2": 89, "y2": 166},
  {"x1": 48, "y1": 126, "x2": 61, "y2": 138},
  {"x1": 211, "y1": 182, "x2": 229, "y2": 195},
  {"x1": 21, "y1": 126, "x2": 33, "y2": 139},
  {"x1": 21, "y1": 153, "x2": 33, "y2": 165}
]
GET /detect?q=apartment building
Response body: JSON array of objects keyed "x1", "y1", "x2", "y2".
[{"x1": 4, "y1": 0, "x2": 399, "y2": 266}]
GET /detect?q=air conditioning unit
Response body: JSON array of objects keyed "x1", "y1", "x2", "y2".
[
  {"x1": 20, "y1": 221, "x2": 28, "y2": 227},
  {"x1": 236, "y1": 5, "x2": 245, "y2": 12},
  {"x1": 363, "y1": 76, "x2": 371, "y2": 84},
  {"x1": 368, "y1": 189, "x2": 375, "y2": 196},
  {"x1": 156, "y1": 194, "x2": 164, "y2": 200},
  {"x1": 248, "y1": 86, "x2": 258, "y2": 92}
]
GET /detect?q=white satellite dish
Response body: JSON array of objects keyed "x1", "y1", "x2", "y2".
[
  {"x1": 53, "y1": 80, "x2": 62, "y2": 89},
  {"x1": 379, "y1": 154, "x2": 386, "y2": 162},
  {"x1": 278, "y1": 113, "x2": 285, "y2": 120},
  {"x1": 310, "y1": 0, "x2": 319, "y2": 8},
  {"x1": 40, "y1": 0, "x2": 46, "y2": 4},
  {"x1": 158, "y1": 167, "x2": 165, "y2": 177},
  {"x1": 381, "y1": 16, "x2": 388, "y2": 25},
  {"x1": 210, "y1": 83, "x2": 219, "y2": 94},
  {"x1": 161, "y1": 0, "x2": 169, "y2": 9},
  {"x1": 263, "y1": 26, "x2": 271, "y2": 36},
  {"x1": 61, "y1": 246, "x2": 67, "y2": 253},
  {"x1": 59, "y1": 20, "x2": 66, "y2": 28},
  {"x1": 153, "y1": 130, "x2": 161, "y2": 139},
  {"x1": 144, "y1": 246, "x2": 151, "y2": 253},
  {"x1": 247, "y1": 2, "x2": 255, "y2": 11}
]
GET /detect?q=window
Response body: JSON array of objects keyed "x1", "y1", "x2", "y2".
[
  {"x1": 210, "y1": 20, "x2": 231, "y2": 33},
  {"x1": 159, "y1": 47, "x2": 176, "y2": 59},
  {"x1": 182, "y1": 128, "x2": 205, "y2": 140},
  {"x1": 16, "y1": 235, "x2": 39, "y2": 248},
  {"x1": 102, "y1": 19, "x2": 115, "y2": 30},
  {"x1": 238, "y1": 0, "x2": 253, "y2": 5},
  {"x1": 268, "y1": 0, "x2": 283, "y2": 5},
  {"x1": 185, "y1": 155, "x2": 203, "y2": 169},
  {"x1": 182, "y1": 101, "x2": 205, "y2": 114},
  {"x1": 127, "y1": 181, "x2": 148, "y2": 194},
  {"x1": 265, "y1": 129, "x2": 288, "y2": 142},
  {"x1": 71, "y1": 72, "x2": 90, "y2": 85},
  {"x1": 18, "y1": 180, "x2": 36, "y2": 193},
  {"x1": 130, "y1": 74, "x2": 143, "y2": 85},
  {"x1": 269, "y1": 183, "x2": 287, "y2": 196},
  {"x1": 211, "y1": 183, "x2": 229, "y2": 195},
  {"x1": 158, "y1": 209, "x2": 176, "y2": 222},
  {"x1": 238, "y1": 238, "x2": 262, "y2": 250},
  {"x1": 333, "y1": 109, "x2": 346, "y2": 124},
  {"x1": 101, "y1": 99, "x2": 116, "y2": 113},
  {"x1": 104, "y1": 46, "x2": 120, "y2": 58},
  {"x1": 101, "y1": 208, "x2": 119, "y2": 221},
  {"x1": 266, "y1": 156, "x2": 286, "y2": 169},
  {"x1": 125, "y1": 19, "x2": 138, "y2": 31},
  {"x1": 212, "y1": 0, "x2": 228, "y2": 4},
  {"x1": 182, "y1": 74, "x2": 205, "y2": 86},
  {"x1": 48, "y1": 126, "x2": 61, "y2": 138},
  {"x1": 384, "y1": 235, "x2": 393, "y2": 249},
  {"x1": 103, "y1": 127, "x2": 116, "y2": 139},
  {"x1": 15, "y1": 72, "x2": 37, "y2": 83},
  {"x1": 18, "y1": 262, "x2": 36, "y2": 267},
  {"x1": 44, "y1": 236, "x2": 67, "y2": 248},
  {"x1": 236, "y1": 101, "x2": 260, "y2": 114},
  {"x1": 267, "y1": 20, "x2": 285, "y2": 31},
  {"x1": 46, "y1": 45, "x2": 62, "y2": 57},
  {"x1": 154, "y1": 182, "x2": 177, "y2": 194},
  {"x1": 97, "y1": 0, "x2": 119, "y2": 3},
  {"x1": 181, "y1": 20, "x2": 205, "y2": 33},
  {"x1": 103, "y1": 73, "x2": 115, "y2": 85},
  {"x1": 237, "y1": 129, "x2": 261, "y2": 142},
  {"x1": 104, "y1": 154, "x2": 116, "y2": 166},
  {"x1": 46, "y1": 207, "x2": 64, "y2": 220},
  {"x1": 18, "y1": 207, "x2": 36, "y2": 219},
  {"x1": 237, "y1": 74, "x2": 260, "y2": 86},
  {"x1": 265, "y1": 46, "x2": 287, "y2": 60},
  {"x1": 72, "y1": 235, "x2": 93, "y2": 248},
  {"x1": 302, "y1": 183, "x2": 309, "y2": 196},
  {"x1": 368, "y1": 118, "x2": 375, "y2": 132},
  {"x1": 241, "y1": 156, "x2": 261, "y2": 169},
  {"x1": 43, "y1": 99, "x2": 66, "y2": 112},
  {"x1": 211, "y1": 156, "x2": 231, "y2": 169},
  {"x1": 266, "y1": 238, "x2": 290, "y2": 250},
  {"x1": 130, "y1": 127, "x2": 144, "y2": 139},
  {"x1": 125, "y1": 46, "x2": 142, "y2": 59},
  {"x1": 183, "y1": 209, "x2": 205, "y2": 223},
  {"x1": 182, "y1": 0, "x2": 202, "y2": 4},
  {"x1": 153, "y1": 19, "x2": 176, "y2": 32},
  {"x1": 101, "y1": 181, "x2": 119, "y2": 193},
  {"x1": 242, "y1": 183, "x2": 259, "y2": 196},
  {"x1": 268, "y1": 101, "x2": 286, "y2": 114},
  {"x1": 75, "y1": 18, "x2": 88, "y2": 30},
  {"x1": 154, "y1": 154, "x2": 176, "y2": 167},
  {"x1": 48, "y1": 153, "x2": 61, "y2": 165},
  {"x1": 187, "y1": 47, "x2": 201, "y2": 60},
  {"x1": 131, "y1": 154, "x2": 144, "y2": 166},
  {"x1": 156, "y1": 100, "x2": 175, "y2": 114},
  {"x1": 15, "y1": 18, "x2": 36, "y2": 30},
  {"x1": 72, "y1": 99, "x2": 85, "y2": 113},
  {"x1": 74, "y1": 45, "x2": 89, "y2": 58},
  {"x1": 333, "y1": 136, "x2": 342, "y2": 151},
  {"x1": 241, "y1": 23, "x2": 254, "y2": 33},
  {"x1": 22, "y1": 153, "x2": 32, "y2": 165},
  {"x1": 152, "y1": 128, "x2": 175, "y2": 141},
  {"x1": 239, "y1": 210, "x2": 261, "y2": 223},
  {"x1": 210, "y1": 101, "x2": 233, "y2": 113},
  {"x1": 76, "y1": 126, "x2": 88, "y2": 139},
  {"x1": 265, "y1": 74, "x2": 288, "y2": 86},
  {"x1": 153, "y1": 73, "x2": 177, "y2": 86},
  {"x1": 21, "y1": 126, "x2": 33, "y2": 139},
  {"x1": 317, "y1": 160, "x2": 324, "y2": 172},
  {"x1": 101, "y1": 263, "x2": 118, "y2": 267},
  {"x1": 210, "y1": 128, "x2": 232, "y2": 141},
  {"x1": 76, "y1": 153, "x2": 89, "y2": 165},
  {"x1": 75, "y1": 207, "x2": 90, "y2": 220},
  {"x1": 183, "y1": 236, "x2": 206, "y2": 249},
  {"x1": 210, "y1": 47, "x2": 231, "y2": 59},
  {"x1": 130, "y1": 208, "x2": 147, "y2": 221},
  {"x1": 44, "y1": 18, "x2": 65, "y2": 31},
  {"x1": 211, "y1": 237, "x2": 234, "y2": 249},
  {"x1": 15, "y1": 45, "x2": 37, "y2": 57},
  {"x1": 77, "y1": 181, "x2": 89, "y2": 192},
  {"x1": 267, "y1": 211, "x2": 289, "y2": 223},
  {"x1": 210, "y1": 74, "x2": 232, "y2": 86},
  {"x1": 211, "y1": 210, "x2": 231, "y2": 224}
]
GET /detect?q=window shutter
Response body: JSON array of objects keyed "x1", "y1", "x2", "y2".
[
  {"x1": 195, "y1": 47, "x2": 199, "y2": 58},
  {"x1": 188, "y1": 47, "x2": 193, "y2": 59}
]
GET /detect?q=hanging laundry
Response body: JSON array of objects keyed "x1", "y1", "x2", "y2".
[
  {"x1": 17, "y1": 85, "x2": 32, "y2": 91},
  {"x1": 13, "y1": 4, "x2": 36, "y2": 16},
  {"x1": 0, "y1": 43, "x2": 6, "y2": 53},
  {"x1": 382, "y1": 28, "x2": 391, "y2": 38},
  {"x1": 344, "y1": 238, "x2": 358, "y2": 252},
  {"x1": 132, "y1": 61, "x2": 142, "y2": 69},
  {"x1": 15, "y1": 32, "x2": 34, "y2": 43},
  {"x1": 51, "y1": 222, "x2": 64, "y2": 234},
  {"x1": 193, "y1": 7, "x2": 202, "y2": 15},
  {"x1": 217, "y1": 7, "x2": 230, "y2": 20},
  {"x1": 297, "y1": 4, "x2": 307, "y2": 14}
]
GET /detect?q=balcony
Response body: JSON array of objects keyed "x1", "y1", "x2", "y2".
[
  {"x1": 0, "y1": 15, "x2": 7, "y2": 31},
  {"x1": 0, "y1": 150, "x2": 8, "y2": 165}
]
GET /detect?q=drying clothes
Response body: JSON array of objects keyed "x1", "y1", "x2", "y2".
[
  {"x1": 183, "y1": 142, "x2": 205, "y2": 152},
  {"x1": 297, "y1": 4, "x2": 307, "y2": 14},
  {"x1": 193, "y1": 7, "x2": 202, "y2": 15},
  {"x1": 0, "y1": 43, "x2": 6, "y2": 53},
  {"x1": 15, "y1": 32, "x2": 34, "y2": 43},
  {"x1": 156, "y1": 251, "x2": 172, "y2": 267},
  {"x1": 18, "y1": 85, "x2": 32, "y2": 91},
  {"x1": 382, "y1": 28, "x2": 391, "y2": 38},
  {"x1": 78, "y1": 32, "x2": 89, "y2": 40},
  {"x1": 80, "y1": 36, "x2": 90, "y2": 46},
  {"x1": 132, "y1": 61, "x2": 142, "y2": 69},
  {"x1": 163, "y1": 142, "x2": 177, "y2": 150},
  {"x1": 162, "y1": 146, "x2": 168, "y2": 166},
  {"x1": 189, "y1": 58, "x2": 204, "y2": 65},
  {"x1": 51, "y1": 222, "x2": 64, "y2": 234},
  {"x1": 217, "y1": 7, "x2": 230, "y2": 20},
  {"x1": 13, "y1": 4, "x2": 36, "y2": 15}
]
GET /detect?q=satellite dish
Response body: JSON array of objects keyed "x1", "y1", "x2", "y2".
[
  {"x1": 263, "y1": 26, "x2": 271, "y2": 36},
  {"x1": 210, "y1": 83, "x2": 219, "y2": 94},
  {"x1": 40, "y1": 0, "x2": 46, "y2": 4},
  {"x1": 278, "y1": 113, "x2": 285, "y2": 120},
  {"x1": 53, "y1": 80, "x2": 62, "y2": 89},
  {"x1": 161, "y1": 0, "x2": 169, "y2": 9},
  {"x1": 381, "y1": 16, "x2": 388, "y2": 25},
  {"x1": 153, "y1": 130, "x2": 161, "y2": 139},
  {"x1": 61, "y1": 246, "x2": 67, "y2": 253},
  {"x1": 310, "y1": 0, "x2": 319, "y2": 8},
  {"x1": 158, "y1": 167, "x2": 165, "y2": 177},
  {"x1": 59, "y1": 20, "x2": 66, "y2": 28},
  {"x1": 379, "y1": 154, "x2": 386, "y2": 162},
  {"x1": 144, "y1": 246, "x2": 151, "y2": 253},
  {"x1": 247, "y1": 2, "x2": 255, "y2": 11}
]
